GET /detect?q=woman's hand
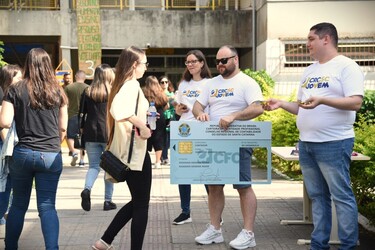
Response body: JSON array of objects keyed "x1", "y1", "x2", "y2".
[{"x1": 139, "y1": 126, "x2": 152, "y2": 140}]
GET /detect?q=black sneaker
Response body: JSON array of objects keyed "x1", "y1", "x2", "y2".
[
  {"x1": 78, "y1": 160, "x2": 85, "y2": 168},
  {"x1": 103, "y1": 201, "x2": 117, "y2": 211},
  {"x1": 81, "y1": 189, "x2": 91, "y2": 211},
  {"x1": 173, "y1": 213, "x2": 192, "y2": 225}
]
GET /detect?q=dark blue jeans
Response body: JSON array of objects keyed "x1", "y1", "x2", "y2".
[
  {"x1": 178, "y1": 184, "x2": 191, "y2": 214},
  {"x1": 162, "y1": 130, "x2": 170, "y2": 161},
  {"x1": 0, "y1": 175, "x2": 11, "y2": 219},
  {"x1": 5, "y1": 146, "x2": 62, "y2": 250}
]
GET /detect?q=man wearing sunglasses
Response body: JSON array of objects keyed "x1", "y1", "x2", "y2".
[{"x1": 193, "y1": 45, "x2": 264, "y2": 249}]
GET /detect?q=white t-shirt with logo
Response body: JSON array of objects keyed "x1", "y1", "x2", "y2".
[
  {"x1": 197, "y1": 72, "x2": 264, "y2": 121},
  {"x1": 176, "y1": 78, "x2": 209, "y2": 121},
  {"x1": 297, "y1": 55, "x2": 364, "y2": 142}
]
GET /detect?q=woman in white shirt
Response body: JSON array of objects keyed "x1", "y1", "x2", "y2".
[
  {"x1": 92, "y1": 46, "x2": 152, "y2": 250},
  {"x1": 172, "y1": 49, "x2": 212, "y2": 225}
]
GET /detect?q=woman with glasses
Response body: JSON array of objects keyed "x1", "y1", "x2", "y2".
[
  {"x1": 92, "y1": 46, "x2": 152, "y2": 250},
  {"x1": 172, "y1": 49, "x2": 212, "y2": 225},
  {"x1": 158, "y1": 76, "x2": 177, "y2": 166}
]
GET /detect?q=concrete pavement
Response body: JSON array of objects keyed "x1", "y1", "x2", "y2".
[{"x1": 0, "y1": 147, "x2": 374, "y2": 250}]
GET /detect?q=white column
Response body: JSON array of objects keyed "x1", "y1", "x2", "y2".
[{"x1": 129, "y1": 0, "x2": 135, "y2": 11}]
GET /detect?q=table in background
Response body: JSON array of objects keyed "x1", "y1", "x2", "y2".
[{"x1": 271, "y1": 146, "x2": 370, "y2": 245}]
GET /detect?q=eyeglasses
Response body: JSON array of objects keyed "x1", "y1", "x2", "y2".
[
  {"x1": 215, "y1": 55, "x2": 236, "y2": 65},
  {"x1": 160, "y1": 81, "x2": 168, "y2": 84},
  {"x1": 185, "y1": 59, "x2": 200, "y2": 66},
  {"x1": 139, "y1": 61, "x2": 149, "y2": 67}
]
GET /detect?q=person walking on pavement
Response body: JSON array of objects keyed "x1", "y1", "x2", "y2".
[
  {"x1": 64, "y1": 70, "x2": 88, "y2": 167},
  {"x1": 172, "y1": 49, "x2": 212, "y2": 225},
  {"x1": 0, "y1": 64, "x2": 22, "y2": 226},
  {"x1": 264, "y1": 22, "x2": 364, "y2": 250},
  {"x1": 0, "y1": 48, "x2": 68, "y2": 250},
  {"x1": 92, "y1": 46, "x2": 152, "y2": 250},
  {"x1": 192, "y1": 45, "x2": 264, "y2": 249},
  {"x1": 79, "y1": 64, "x2": 117, "y2": 212}
]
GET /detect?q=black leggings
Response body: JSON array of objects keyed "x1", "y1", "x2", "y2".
[{"x1": 101, "y1": 152, "x2": 152, "y2": 250}]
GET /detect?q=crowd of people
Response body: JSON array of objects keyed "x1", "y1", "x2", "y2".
[{"x1": 0, "y1": 22, "x2": 365, "y2": 250}]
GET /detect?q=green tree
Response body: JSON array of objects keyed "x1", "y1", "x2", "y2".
[{"x1": 0, "y1": 41, "x2": 7, "y2": 67}]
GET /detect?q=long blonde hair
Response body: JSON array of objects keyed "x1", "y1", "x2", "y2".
[
  {"x1": 107, "y1": 46, "x2": 145, "y2": 146},
  {"x1": 85, "y1": 64, "x2": 114, "y2": 102}
]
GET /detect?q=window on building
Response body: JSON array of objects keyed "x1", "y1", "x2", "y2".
[{"x1": 283, "y1": 38, "x2": 375, "y2": 68}]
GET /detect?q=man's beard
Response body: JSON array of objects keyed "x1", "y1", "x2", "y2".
[{"x1": 219, "y1": 64, "x2": 235, "y2": 77}]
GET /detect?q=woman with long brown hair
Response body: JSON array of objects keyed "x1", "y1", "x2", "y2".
[
  {"x1": 173, "y1": 49, "x2": 212, "y2": 225},
  {"x1": 92, "y1": 46, "x2": 152, "y2": 250},
  {"x1": 79, "y1": 64, "x2": 117, "y2": 212},
  {"x1": 0, "y1": 48, "x2": 68, "y2": 249},
  {"x1": 0, "y1": 64, "x2": 22, "y2": 226},
  {"x1": 142, "y1": 75, "x2": 169, "y2": 169}
]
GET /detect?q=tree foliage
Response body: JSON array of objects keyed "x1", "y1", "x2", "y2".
[{"x1": 0, "y1": 41, "x2": 7, "y2": 67}]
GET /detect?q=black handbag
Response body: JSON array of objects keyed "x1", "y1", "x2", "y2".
[
  {"x1": 100, "y1": 150, "x2": 130, "y2": 182},
  {"x1": 99, "y1": 92, "x2": 139, "y2": 182},
  {"x1": 74, "y1": 133, "x2": 84, "y2": 149}
]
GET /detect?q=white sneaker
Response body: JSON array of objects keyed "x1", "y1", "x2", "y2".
[
  {"x1": 229, "y1": 229, "x2": 256, "y2": 249},
  {"x1": 195, "y1": 224, "x2": 224, "y2": 245},
  {"x1": 70, "y1": 153, "x2": 78, "y2": 167},
  {"x1": 154, "y1": 162, "x2": 161, "y2": 169}
]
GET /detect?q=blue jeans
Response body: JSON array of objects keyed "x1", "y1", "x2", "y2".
[
  {"x1": 178, "y1": 184, "x2": 191, "y2": 214},
  {"x1": 0, "y1": 175, "x2": 11, "y2": 219},
  {"x1": 5, "y1": 146, "x2": 62, "y2": 250},
  {"x1": 84, "y1": 142, "x2": 114, "y2": 201},
  {"x1": 299, "y1": 138, "x2": 358, "y2": 250},
  {"x1": 162, "y1": 130, "x2": 170, "y2": 160}
]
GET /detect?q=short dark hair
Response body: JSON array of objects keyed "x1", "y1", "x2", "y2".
[
  {"x1": 221, "y1": 45, "x2": 238, "y2": 56},
  {"x1": 310, "y1": 22, "x2": 338, "y2": 48}
]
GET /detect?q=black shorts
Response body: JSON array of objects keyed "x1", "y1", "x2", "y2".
[{"x1": 67, "y1": 115, "x2": 79, "y2": 139}]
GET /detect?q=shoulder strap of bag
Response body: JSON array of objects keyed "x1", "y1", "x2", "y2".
[{"x1": 127, "y1": 90, "x2": 140, "y2": 163}]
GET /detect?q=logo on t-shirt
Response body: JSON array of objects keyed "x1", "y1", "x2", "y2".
[
  {"x1": 182, "y1": 90, "x2": 201, "y2": 98},
  {"x1": 210, "y1": 88, "x2": 234, "y2": 98},
  {"x1": 301, "y1": 76, "x2": 330, "y2": 89}
]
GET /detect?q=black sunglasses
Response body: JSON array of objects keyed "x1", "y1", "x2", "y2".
[{"x1": 215, "y1": 55, "x2": 236, "y2": 65}]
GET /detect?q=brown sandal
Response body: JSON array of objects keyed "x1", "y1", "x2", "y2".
[{"x1": 92, "y1": 239, "x2": 113, "y2": 250}]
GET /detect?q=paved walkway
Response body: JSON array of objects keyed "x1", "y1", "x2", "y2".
[{"x1": 0, "y1": 147, "x2": 374, "y2": 250}]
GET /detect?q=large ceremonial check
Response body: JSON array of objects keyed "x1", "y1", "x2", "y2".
[{"x1": 170, "y1": 120, "x2": 272, "y2": 184}]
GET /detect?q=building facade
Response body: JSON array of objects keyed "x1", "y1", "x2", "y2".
[{"x1": 0, "y1": 0, "x2": 374, "y2": 92}]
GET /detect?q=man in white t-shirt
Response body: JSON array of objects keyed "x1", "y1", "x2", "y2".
[
  {"x1": 265, "y1": 23, "x2": 364, "y2": 250},
  {"x1": 193, "y1": 45, "x2": 264, "y2": 249}
]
